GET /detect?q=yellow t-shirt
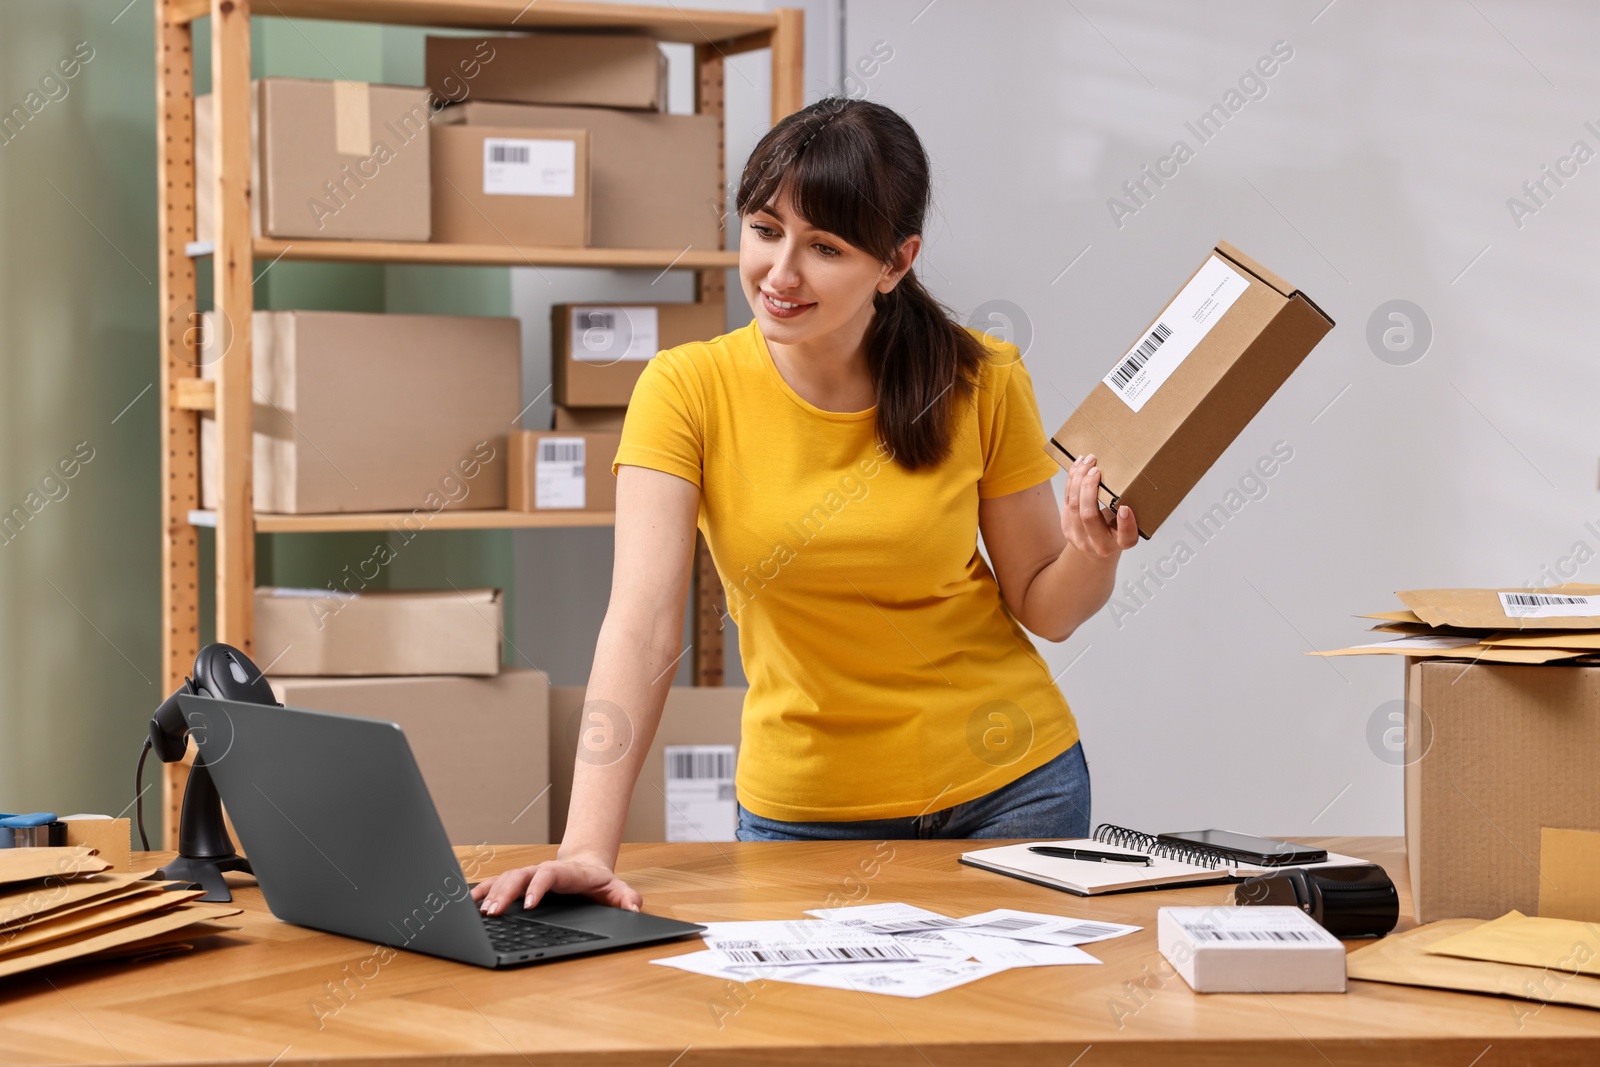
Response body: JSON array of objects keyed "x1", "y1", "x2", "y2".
[{"x1": 611, "y1": 317, "x2": 1078, "y2": 821}]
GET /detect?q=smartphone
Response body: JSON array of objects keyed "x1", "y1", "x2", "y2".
[{"x1": 1157, "y1": 829, "x2": 1327, "y2": 867}]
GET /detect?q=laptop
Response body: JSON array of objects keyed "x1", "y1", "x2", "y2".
[{"x1": 178, "y1": 694, "x2": 705, "y2": 968}]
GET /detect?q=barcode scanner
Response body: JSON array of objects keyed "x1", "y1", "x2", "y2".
[
  {"x1": 1235, "y1": 863, "x2": 1399, "y2": 939},
  {"x1": 137, "y1": 643, "x2": 281, "y2": 902}
]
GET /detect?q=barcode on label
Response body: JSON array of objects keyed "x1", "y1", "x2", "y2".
[
  {"x1": 667, "y1": 748, "x2": 735, "y2": 780},
  {"x1": 1497, "y1": 591, "x2": 1600, "y2": 618},
  {"x1": 718, "y1": 943, "x2": 916, "y2": 964},
  {"x1": 862, "y1": 918, "x2": 966, "y2": 932},
  {"x1": 1056, "y1": 921, "x2": 1124, "y2": 938},
  {"x1": 969, "y1": 916, "x2": 1048, "y2": 932},
  {"x1": 489, "y1": 143, "x2": 529, "y2": 164},
  {"x1": 578, "y1": 311, "x2": 615, "y2": 331},
  {"x1": 540, "y1": 440, "x2": 583, "y2": 464},
  {"x1": 1109, "y1": 322, "x2": 1172, "y2": 392},
  {"x1": 1188, "y1": 927, "x2": 1319, "y2": 942}
]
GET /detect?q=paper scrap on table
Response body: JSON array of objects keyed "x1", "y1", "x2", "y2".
[
  {"x1": 804, "y1": 901, "x2": 969, "y2": 933},
  {"x1": 649, "y1": 902, "x2": 1138, "y2": 996},
  {"x1": 954, "y1": 908, "x2": 1142, "y2": 947},
  {"x1": 940, "y1": 929, "x2": 1101, "y2": 967},
  {"x1": 652, "y1": 949, "x2": 1009, "y2": 998}
]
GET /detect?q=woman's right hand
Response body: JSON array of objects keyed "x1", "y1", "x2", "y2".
[{"x1": 470, "y1": 855, "x2": 642, "y2": 915}]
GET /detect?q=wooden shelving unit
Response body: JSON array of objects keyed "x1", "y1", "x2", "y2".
[{"x1": 154, "y1": 0, "x2": 805, "y2": 846}]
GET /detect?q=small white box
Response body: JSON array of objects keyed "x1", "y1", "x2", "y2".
[{"x1": 1157, "y1": 906, "x2": 1346, "y2": 993}]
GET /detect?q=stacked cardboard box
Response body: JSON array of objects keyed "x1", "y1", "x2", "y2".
[
  {"x1": 431, "y1": 100, "x2": 718, "y2": 251},
  {"x1": 272, "y1": 670, "x2": 551, "y2": 847},
  {"x1": 504, "y1": 302, "x2": 722, "y2": 512},
  {"x1": 506, "y1": 431, "x2": 620, "y2": 513},
  {"x1": 199, "y1": 309, "x2": 519, "y2": 515},
  {"x1": 552, "y1": 302, "x2": 724, "y2": 407},
  {"x1": 196, "y1": 78, "x2": 433, "y2": 242},
  {"x1": 425, "y1": 32, "x2": 724, "y2": 253},
  {"x1": 1312, "y1": 585, "x2": 1600, "y2": 923},
  {"x1": 425, "y1": 32, "x2": 684, "y2": 250},
  {"x1": 548, "y1": 685, "x2": 745, "y2": 843}
]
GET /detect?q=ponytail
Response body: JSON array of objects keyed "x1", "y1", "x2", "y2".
[{"x1": 868, "y1": 273, "x2": 985, "y2": 470}]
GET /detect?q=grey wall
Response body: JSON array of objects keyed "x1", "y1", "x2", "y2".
[{"x1": 843, "y1": 0, "x2": 1600, "y2": 835}]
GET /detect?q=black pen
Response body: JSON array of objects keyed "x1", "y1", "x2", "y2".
[{"x1": 1028, "y1": 845, "x2": 1152, "y2": 866}]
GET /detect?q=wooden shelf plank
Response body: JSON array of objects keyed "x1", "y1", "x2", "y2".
[
  {"x1": 186, "y1": 238, "x2": 737, "y2": 270},
  {"x1": 165, "y1": 0, "x2": 777, "y2": 45},
  {"x1": 188, "y1": 508, "x2": 615, "y2": 532},
  {"x1": 174, "y1": 378, "x2": 215, "y2": 410}
]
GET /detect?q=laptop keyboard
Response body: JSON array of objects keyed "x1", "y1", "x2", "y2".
[{"x1": 482, "y1": 913, "x2": 608, "y2": 954}]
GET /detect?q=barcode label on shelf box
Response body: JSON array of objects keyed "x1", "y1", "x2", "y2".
[
  {"x1": 483, "y1": 137, "x2": 576, "y2": 197},
  {"x1": 1103, "y1": 255, "x2": 1249, "y2": 413},
  {"x1": 1498, "y1": 591, "x2": 1600, "y2": 618},
  {"x1": 664, "y1": 744, "x2": 736, "y2": 843},
  {"x1": 572, "y1": 306, "x2": 660, "y2": 364},
  {"x1": 535, "y1": 436, "x2": 585, "y2": 509}
]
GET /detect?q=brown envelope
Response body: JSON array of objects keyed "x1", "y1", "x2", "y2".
[
  {"x1": 1425, "y1": 910, "x2": 1600, "y2": 976},
  {"x1": 1347, "y1": 919, "x2": 1600, "y2": 1010},
  {"x1": 1398, "y1": 584, "x2": 1600, "y2": 631}
]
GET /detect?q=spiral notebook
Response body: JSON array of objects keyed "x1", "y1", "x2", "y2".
[{"x1": 959, "y1": 824, "x2": 1367, "y2": 896}]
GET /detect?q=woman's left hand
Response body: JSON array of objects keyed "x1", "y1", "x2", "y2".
[{"x1": 1062, "y1": 453, "x2": 1138, "y2": 558}]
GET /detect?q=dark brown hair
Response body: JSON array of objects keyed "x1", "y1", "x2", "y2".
[{"x1": 735, "y1": 97, "x2": 986, "y2": 471}]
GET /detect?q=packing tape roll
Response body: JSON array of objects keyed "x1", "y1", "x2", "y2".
[
  {"x1": 0, "y1": 823, "x2": 66, "y2": 848},
  {"x1": 332, "y1": 80, "x2": 371, "y2": 156}
]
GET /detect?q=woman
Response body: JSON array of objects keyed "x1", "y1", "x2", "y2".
[{"x1": 473, "y1": 98, "x2": 1137, "y2": 916}]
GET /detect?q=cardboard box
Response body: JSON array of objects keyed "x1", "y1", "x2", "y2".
[
  {"x1": 434, "y1": 101, "x2": 720, "y2": 250},
  {"x1": 1406, "y1": 659, "x2": 1600, "y2": 922},
  {"x1": 553, "y1": 302, "x2": 724, "y2": 406},
  {"x1": 1047, "y1": 241, "x2": 1333, "y2": 538},
  {"x1": 199, "y1": 310, "x2": 518, "y2": 514},
  {"x1": 430, "y1": 123, "x2": 589, "y2": 246},
  {"x1": 270, "y1": 670, "x2": 550, "y2": 846},
  {"x1": 61, "y1": 818, "x2": 131, "y2": 872},
  {"x1": 507, "y1": 431, "x2": 620, "y2": 512},
  {"x1": 196, "y1": 78, "x2": 432, "y2": 243},
  {"x1": 554, "y1": 404, "x2": 627, "y2": 431},
  {"x1": 426, "y1": 34, "x2": 668, "y2": 112},
  {"x1": 255, "y1": 587, "x2": 503, "y2": 676},
  {"x1": 1158, "y1": 906, "x2": 1346, "y2": 993},
  {"x1": 549, "y1": 685, "x2": 745, "y2": 843}
]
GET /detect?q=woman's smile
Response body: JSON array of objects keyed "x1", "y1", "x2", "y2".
[{"x1": 761, "y1": 289, "x2": 816, "y2": 319}]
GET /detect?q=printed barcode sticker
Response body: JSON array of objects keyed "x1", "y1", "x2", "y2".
[
  {"x1": 483, "y1": 137, "x2": 576, "y2": 197},
  {"x1": 712, "y1": 941, "x2": 917, "y2": 966},
  {"x1": 534, "y1": 435, "x2": 585, "y2": 509},
  {"x1": 1498, "y1": 591, "x2": 1600, "y2": 618},
  {"x1": 571, "y1": 306, "x2": 660, "y2": 364},
  {"x1": 1167, "y1": 906, "x2": 1338, "y2": 947},
  {"x1": 969, "y1": 916, "x2": 1047, "y2": 932},
  {"x1": 1104, "y1": 255, "x2": 1249, "y2": 413},
  {"x1": 1187, "y1": 926, "x2": 1320, "y2": 942},
  {"x1": 1054, "y1": 921, "x2": 1125, "y2": 938},
  {"x1": 668, "y1": 748, "x2": 735, "y2": 780},
  {"x1": 664, "y1": 744, "x2": 736, "y2": 843}
]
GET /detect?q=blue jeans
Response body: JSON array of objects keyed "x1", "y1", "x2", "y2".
[{"x1": 734, "y1": 741, "x2": 1091, "y2": 841}]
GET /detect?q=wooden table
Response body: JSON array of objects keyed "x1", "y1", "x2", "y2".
[{"x1": 3, "y1": 837, "x2": 1598, "y2": 1065}]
